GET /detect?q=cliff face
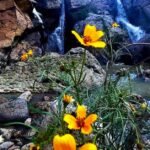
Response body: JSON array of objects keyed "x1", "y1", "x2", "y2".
[
  {"x1": 122, "y1": 0, "x2": 150, "y2": 32},
  {"x1": 0, "y1": 0, "x2": 32, "y2": 49}
]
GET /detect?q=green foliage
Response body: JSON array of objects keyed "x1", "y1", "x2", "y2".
[{"x1": 85, "y1": 78, "x2": 139, "y2": 149}]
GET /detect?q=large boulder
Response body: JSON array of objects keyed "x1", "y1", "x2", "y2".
[
  {"x1": 0, "y1": 47, "x2": 106, "y2": 93},
  {"x1": 0, "y1": 0, "x2": 32, "y2": 49}
]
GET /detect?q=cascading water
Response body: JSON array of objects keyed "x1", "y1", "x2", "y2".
[
  {"x1": 116, "y1": 0, "x2": 145, "y2": 42},
  {"x1": 48, "y1": 0, "x2": 65, "y2": 54}
]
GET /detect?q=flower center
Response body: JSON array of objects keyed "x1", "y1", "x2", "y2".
[
  {"x1": 76, "y1": 118, "x2": 85, "y2": 127},
  {"x1": 83, "y1": 36, "x2": 92, "y2": 44}
]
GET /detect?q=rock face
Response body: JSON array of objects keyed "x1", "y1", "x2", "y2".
[
  {"x1": 68, "y1": 47, "x2": 106, "y2": 87},
  {"x1": 0, "y1": 98, "x2": 29, "y2": 122},
  {"x1": 118, "y1": 34, "x2": 150, "y2": 64},
  {"x1": 35, "y1": 0, "x2": 61, "y2": 9},
  {"x1": 0, "y1": 0, "x2": 32, "y2": 49},
  {"x1": 0, "y1": 47, "x2": 105, "y2": 93},
  {"x1": 122, "y1": 0, "x2": 150, "y2": 32},
  {"x1": 68, "y1": 0, "x2": 92, "y2": 9}
]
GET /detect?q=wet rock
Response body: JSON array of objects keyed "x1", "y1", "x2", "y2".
[
  {"x1": 118, "y1": 34, "x2": 150, "y2": 64},
  {"x1": 8, "y1": 145, "x2": 20, "y2": 150},
  {"x1": 68, "y1": 0, "x2": 91, "y2": 9},
  {"x1": 0, "y1": 98, "x2": 29, "y2": 122},
  {"x1": 21, "y1": 143, "x2": 31, "y2": 150},
  {"x1": 18, "y1": 91, "x2": 32, "y2": 102},
  {"x1": 0, "y1": 141, "x2": 14, "y2": 149},
  {"x1": 0, "y1": 128, "x2": 15, "y2": 140},
  {"x1": 0, "y1": 96, "x2": 9, "y2": 104},
  {"x1": 122, "y1": 0, "x2": 150, "y2": 33}
]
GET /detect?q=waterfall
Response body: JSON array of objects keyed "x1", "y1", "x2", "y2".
[
  {"x1": 48, "y1": 0, "x2": 65, "y2": 54},
  {"x1": 116, "y1": 0, "x2": 145, "y2": 42}
]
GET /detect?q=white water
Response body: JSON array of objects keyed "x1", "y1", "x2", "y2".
[
  {"x1": 48, "y1": 0, "x2": 65, "y2": 54},
  {"x1": 33, "y1": 8, "x2": 43, "y2": 24},
  {"x1": 116, "y1": 0, "x2": 145, "y2": 42}
]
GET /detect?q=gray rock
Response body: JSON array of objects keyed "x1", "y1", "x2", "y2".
[
  {"x1": 18, "y1": 91, "x2": 32, "y2": 102},
  {"x1": 68, "y1": 0, "x2": 91, "y2": 9},
  {"x1": 0, "y1": 98, "x2": 29, "y2": 122},
  {"x1": 0, "y1": 47, "x2": 105, "y2": 93},
  {"x1": 68, "y1": 47, "x2": 106, "y2": 87},
  {"x1": 0, "y1": 141, "x2": 14, "y2": 149},
  {"x1": 0, "y1": 128, "x2": 15, "y2": 140}
]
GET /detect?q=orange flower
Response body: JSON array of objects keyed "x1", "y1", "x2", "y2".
[
  {"x1": 27, "y1": 49, "x2": 33, "y2": 57},
  {"x1": 72, "y1": 24, "x2": 106, "y2": 48},
  {"x1": 64, "y1": 104, "x2": 97, "y2": 134},
  {"x1": 29, "y1": 143, "x2": 40, "y2": 150},
  {"x1": 53, "y1": 134, "x2": 76, "y2": 150},
  {"x1": 112, "y1": 22, "x2": 119, "y2": 28},
  {"x1": 21, "y1": 53, "x2": 28, "y2": 61},
  {"x1": 53, "y1": 134, "x2": 97, "y2": 150},
  {"x1": 79, "y1": 143, "x2": 97, "y2": 150},
  {"x1": 63, "y1": 94, "x2": 74, "y2": 103}
]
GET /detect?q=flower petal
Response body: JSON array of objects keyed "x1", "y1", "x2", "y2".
[
  {"x1": 81, "y1": 125, "x2": 92, "y2": 134},
  {"x1": 87, "y1": 41, "x2": 106, "y2": 48},
  {"x1": 64, "y1": 114, "x2": 79, "y2": 129},
  {"x1": 72, "y1": 30, "x2": 85, "y2": 45},
  {"x1": 84, "y1": 114, "x2": 98, "y2": 125},
  {"x1": 84, "y1": 24, "x2": 96, "y2": 37},
  {"x1": 90, "y1": 31, "x2": 105, "y2": 42},
  {"x1": 76, "y1": 105, "x2": 87, "y2": 119},
  {"x1": 53, "y1": 134, "x2": 76, "y2": 150},
  {"x1": 79, "y1": 143, "x2": 97, "y2": 150}
]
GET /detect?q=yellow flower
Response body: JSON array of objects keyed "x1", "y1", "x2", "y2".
[
  {"x1": 63, "y1": 94, "x2": 74, "y2": 103},
  {"x1": 29, "y1": 143, "x2": 40, "y2": 150},
  {"x1": 79, "y1": 143, "x2": 97, "y2": 150},
  {"x1": 64, "y1": 104, "x2": 97, "y2": 134},
  {"x1": 72, "y1": 24, "x2": 106, "y2": 48},
  {"x1": 21, "y1": 53, "x2": 28, "y2": 61},
  {"x1": 53, "y1": 134, "x2": 76, "y2": 150},
  {"x1": 140, "y1": 102, "x2": 147, "y2": 109},
  {"x1": 27, "y1": 49, "x2": 33, "y2": 57},
  {"x1": 53, "y1": 134, "x2": 97, "y2": 150},
  {"x1": 112, "y1": 22, "x2": 119, "y2": 28}
]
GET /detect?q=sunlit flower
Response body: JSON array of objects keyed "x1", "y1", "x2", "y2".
[
  {"x1": 64, "y1": 104, "x2": 97, "y2": 134},
  {"x1": 79, "y1": 143, "x2": 97, "y2": 150},
  {"x1": 140, "y1": 102, "x2": 148, "y2": 109},
  {"x1": 21, "y1": 53, "x2": 28, "y2": 61},
  {"x1": 27, "y1": 49, "x2": 33, "y2": 57},
  {"x1": 53, "y1": 134, "x2": 97, "y2": 150},
  {"x1": 112, "y1": 22, "x2": 119, "y2": 28},
  {"x1": 72, "y1": 24, "x2": 106, "y2": 48},
  {"x1": 29, "y1": 143, "x2": 40, "y2": 150},
  {"x1": 53, "y1": 134, "x2": 76, "y2": 150},
  {"x1": 63, "y1": 94, "x2": 74, "y2": 103}
]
